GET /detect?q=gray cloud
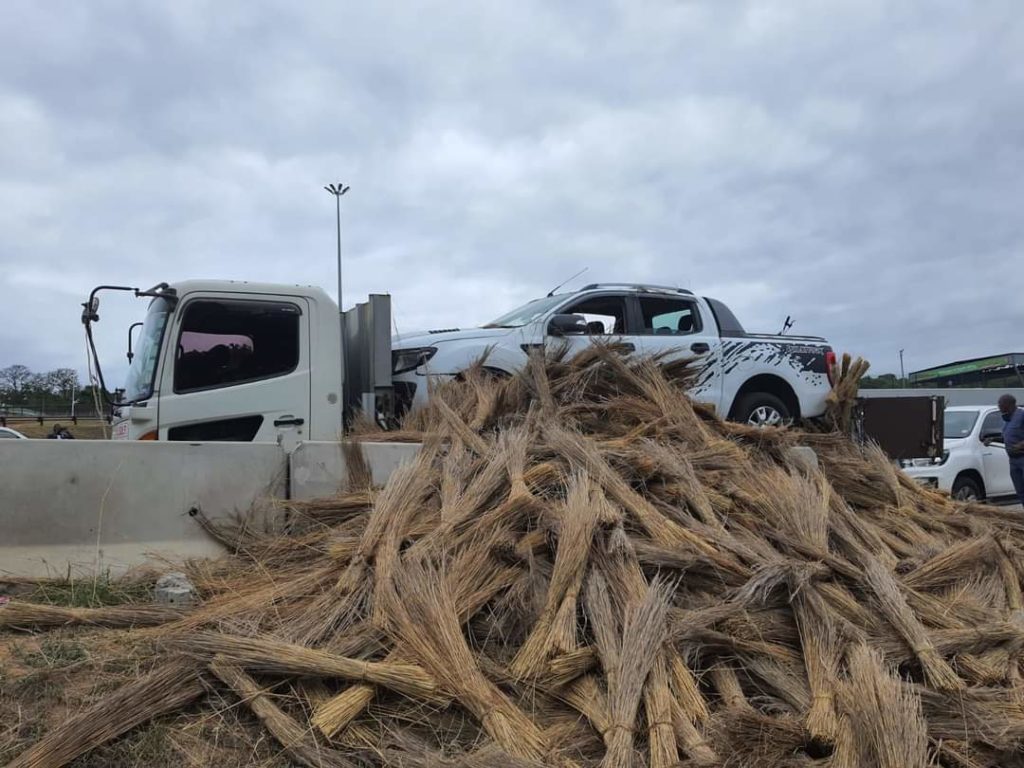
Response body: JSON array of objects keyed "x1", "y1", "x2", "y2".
[{"x1": 1, "y1": 0, "x2": 1022, "y2": 385}]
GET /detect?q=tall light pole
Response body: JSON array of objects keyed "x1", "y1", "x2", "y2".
[
  {"x1": 324, "y1": 182, "x2": 351, "y2": 417},
  {"x1": 899, "y1": 349, "x2": 905, "y2": 388},
  {"x1": 324, "y1": 183, "x2": 350, "y2": 311}
]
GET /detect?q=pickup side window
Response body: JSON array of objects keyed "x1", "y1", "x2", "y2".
[
  {"x1": 559, "y1": 295, "x2": 627, "y2": 335},
  {"x1": 174, "y1": 300, "x2": 301, "y2": 393},
  {"x1": 980, "y1": 411, "x2": 1004, "y2": 442},
  {"x1": 637, "y1": 296, "x2": 702, "y2": 335}
]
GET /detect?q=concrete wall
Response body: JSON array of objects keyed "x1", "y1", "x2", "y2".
[
  {"x1": 290, "y1": 441, "x2": 422, "y2": 501},
  {"x1": 0, "y1": 439, "x2": 422, "y2": 578},
  {"x1": 859, "y1": 388, "x2": 1024, "y2": 407},
  {"x1": 0, "y1": 440, "x2": 287, "y2": 578}
]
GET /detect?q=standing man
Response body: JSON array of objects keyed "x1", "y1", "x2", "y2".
[{"x1": 997, "y1": 394, "x2": 1024, "y2": 506}]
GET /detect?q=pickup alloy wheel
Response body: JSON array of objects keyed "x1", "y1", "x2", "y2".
[{"x1": 736, "y1": 392, "x2": 791, "y2": 428}]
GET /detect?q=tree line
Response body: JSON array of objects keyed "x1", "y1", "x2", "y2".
[{"x1": 0, "y1": 364, "x2": 105, "y2": 414}]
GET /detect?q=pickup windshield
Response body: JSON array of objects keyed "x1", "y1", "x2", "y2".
[
  {"x1": 944, "y1": 411, "x2": 978, "y2": 439},
  {"x1": 482, "y1": 295, "x2": 565, "y2": 328},
  {"x1": 123, "y1": 297, "x2": 172, "y2": 402}
]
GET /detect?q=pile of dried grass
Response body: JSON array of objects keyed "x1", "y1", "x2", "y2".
[{"x1": 5, "y1": 344, "x2": 1024, "y2": 767}]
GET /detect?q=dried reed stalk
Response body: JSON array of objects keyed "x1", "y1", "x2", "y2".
[
  {"x1": 209, "y1": 656, "x2": 353, "y2": 768},
  {"x1": 793, "y1": 588, "x2": 841, "y2": 743},
  {"x1": 387, "y1": 556, "x2": 548, "y2": 762},
  {"x1": 182, "y1": 631, "x2": 442, "y2": 701},
  {"x1": 586, "y1": 574, "x2": 673, "y2": 768},
  {"x1": 597, "y1": 522, "x2": 710, "y2": 734},
  {"x1": 644, "y1": 654, "x2": 678, "y2": 768},
  {"x1": 836, "y1": 644, "x2": 928, "y2": 768},
  {"x1": 511, "y1": 471, "x2": 599, "y2": 678},
  {"x1": 9, "y1": 659, "x2": 205, "y2": 768},
  {"x1": 0, "y1": 601, "x2": 186, "y2": 630},
  {"x1": 709, "y1": 661, "x2": 752, "y2": 711}
]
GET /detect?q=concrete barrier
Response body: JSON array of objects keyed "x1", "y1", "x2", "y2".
[
  {"x1": 0, "y1": 439, "x2": 423, "y2": 578},
  {"x1": 290, "y1": 441, "x2": 422, "y2": 501},
  {"x1": 0, "y1": 440, "x2": 287, "y2": 578}
]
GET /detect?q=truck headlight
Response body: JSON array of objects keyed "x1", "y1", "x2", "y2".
[
  {"x1": 392, "y1": 347, "x2": 437, "y2": 374},
  {"x1": 899, "y1": 450, "x2": 949, "y2": 469}
]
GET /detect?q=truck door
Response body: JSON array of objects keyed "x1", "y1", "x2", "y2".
[
  {"x1": 979, "y1": 409, "x2": 1014, "y2": 497},
  {"x1": 549, "y1": 293, "x2": 638, "y2": 357},
  {"x1": 155, "y1": 294, "x2": 312, "y2": 443},
  {"x1": 634, "y1": 294, "x2": 723, "y2": 411}
]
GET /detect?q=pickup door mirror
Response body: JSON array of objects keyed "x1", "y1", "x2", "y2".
[{"x1": 547, "y1": 314, "x2": 588, "y2": 337}]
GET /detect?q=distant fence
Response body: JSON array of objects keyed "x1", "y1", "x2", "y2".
[{"x1": 0, "y1": 404, "x2": 107, "y2": 427}]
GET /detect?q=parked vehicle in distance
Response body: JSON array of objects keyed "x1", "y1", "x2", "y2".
[
  {"x1": 0, "y1": 427, "x2": 27, "y2": 439},
  {"x1": 902, "y1": 405, "x2": 1019, "y2": 502},
  {"x1": 391, "y1": 283, "x2": 835, "y2": 425}
]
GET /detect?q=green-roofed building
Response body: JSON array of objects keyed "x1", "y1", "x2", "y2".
[{"x1": 909, "y1": 353, "x2": 1024, "y2": 388}]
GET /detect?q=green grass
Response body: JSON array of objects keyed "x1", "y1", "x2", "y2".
[
  {"x1": 26, "y1": 572, "x2": 153, "y2": 609},
  {"x1": 13, "y1": 635, "x2": 88, "y2": 669}
]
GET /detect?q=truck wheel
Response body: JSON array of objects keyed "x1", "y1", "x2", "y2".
[
  {"x1": 735, "y1": 393, "x2": 791, "y2": 427},
  {"x1": 951, "y1": 475, "x2": 983, "y2": 502}
]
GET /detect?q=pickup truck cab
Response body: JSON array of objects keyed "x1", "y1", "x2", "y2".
[
  {"x1": 391, "y1": 283, "x2": 835, "y2": 424},
  {"x1": 903, "y1": 405, "x2": 1020, "y2": 502}
]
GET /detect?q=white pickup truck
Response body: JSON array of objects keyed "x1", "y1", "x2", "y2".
[
  {"x1": 392, "y1": 283, "x2": 836, "y2": 425},
  {"x1": 903, "y1": 405, "x2": 1021, "y2": 502}
]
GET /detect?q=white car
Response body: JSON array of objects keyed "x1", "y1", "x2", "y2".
[
  {"x1": 902, "y1": 405, "x2": 1019, "y2": 502},
  {"x1": 392, "y1": 283, "x2": 836, "y2": 425},
  {"x1": 0, "y1": 426, "x2": 27, "y2": 439}
]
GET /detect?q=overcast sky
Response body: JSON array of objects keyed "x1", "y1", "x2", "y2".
[{"x1": 2, "y1": 0, "x2": 1022, "y2": 386}]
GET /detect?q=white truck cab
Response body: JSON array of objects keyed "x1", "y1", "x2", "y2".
[
  {"x1": 391, "y1": 283, "x2": 836, "y2": 425},
  {"x1": 86, "y1": 280, "x2": 390, "y2": 443}
]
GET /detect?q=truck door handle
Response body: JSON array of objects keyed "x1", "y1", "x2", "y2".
[
  {"x1": 690, "y1": 342, "x2": 710, "y2": 354},
  {"x1": 274, "y1": 417, "x2": 305, "y2": 427}
]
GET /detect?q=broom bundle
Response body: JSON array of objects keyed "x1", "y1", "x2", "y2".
[{"x1": 7, "y1": 344, "x2": 1024, "y2": 767}]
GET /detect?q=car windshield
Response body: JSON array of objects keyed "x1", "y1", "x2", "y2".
[
  {"x1": 482, "y1": 295, "x2": 566, "y2": 328},
  {"x1": 123, "y1": 297, "x2": 172, "y2": 402},
  {"x1": 944, "y1": 411, "x2": 979, "y2": 439}
]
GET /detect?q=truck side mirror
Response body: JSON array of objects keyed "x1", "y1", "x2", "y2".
[
  {"x1": 547, "y1": 314, "x2": 587, "y2": 337},
  {"x1": 81, "y1": 297, "x2": 100, "y2": 324}
]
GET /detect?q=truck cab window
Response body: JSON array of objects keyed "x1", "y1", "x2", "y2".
[
  {"x1": 174, "y1": 300, "x2": 300, "y2": 393},
  {"x1": 638, "y1": 296, "x2": 701, "y2": 335},
  {"x1": 559, "y1": 296, "x2": 627, "y2": 335}
]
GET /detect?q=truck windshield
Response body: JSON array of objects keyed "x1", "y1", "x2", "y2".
[
  {"x1": 943, "y1": 411, "x2": 978, "y2": 439},
  {"x1": 482, "y1": 295, "x2": 565, "y2": 328},
  {"x1": 123, "y1": 297, "x2": 172, "y2": 402}
]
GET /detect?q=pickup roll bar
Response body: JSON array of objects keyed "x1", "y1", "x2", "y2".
[{"x1": 580, "y1": 282, "x2": 694, "y2": 296}]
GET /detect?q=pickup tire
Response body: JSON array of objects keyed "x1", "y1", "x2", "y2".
[
  {"x1": 951, "y1": 474, "x2": 983, "y2": 502},
  {"x1": 734, "y1": 392, "x2": 791, "y2": 427}
]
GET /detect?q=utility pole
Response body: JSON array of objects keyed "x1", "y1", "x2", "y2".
[{"x1": 899, "y1": 349, "x2": 905, "y2": 388}]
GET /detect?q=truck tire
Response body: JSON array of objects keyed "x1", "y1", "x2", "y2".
[
  {"x1": 951, "y1": 475, "x2": 983, "y2": 502},
  {"x1": 734, "y1": 392, "x2": 791, "y2": 427}
]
